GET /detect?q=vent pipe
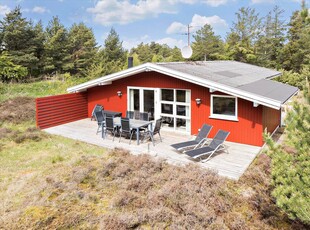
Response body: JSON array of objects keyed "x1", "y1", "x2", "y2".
[{"x1": 128, "y1": 57, "x2": 133, "y2": 68}]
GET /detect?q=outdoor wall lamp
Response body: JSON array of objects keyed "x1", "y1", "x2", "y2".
[
  {"x1": 117, "y1": 91, "x2": 122, "y2": 97},
  {"x1": 195, "y1": 98, "x2": 201, "y2": 105}
]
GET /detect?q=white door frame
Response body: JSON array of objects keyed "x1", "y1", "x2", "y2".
[{"x1": 127, "y1": 86, "x2": 160, "y2": 120}]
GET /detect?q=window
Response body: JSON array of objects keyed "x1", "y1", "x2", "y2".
[
  {"x1": 210, "y1": 95, "x2": 238, "y2": 121},
  {"x1": 161, "y1": 89, "x2": 174, "y2": 101},
  {"x1": 160, "y1": 89, "x2": 191, "y2": 132}
]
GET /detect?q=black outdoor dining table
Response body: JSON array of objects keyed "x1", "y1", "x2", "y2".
[
  {"x1": 102, "y1": 110, "x2": 122, "y2": 117},
  {"x1": 114, "y1": 117, "x2": 153, "y2": 145}
]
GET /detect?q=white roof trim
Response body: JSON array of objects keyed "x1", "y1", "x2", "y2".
[{"x1": 67, "y1": 62, "x2": 284, "y2": 109}]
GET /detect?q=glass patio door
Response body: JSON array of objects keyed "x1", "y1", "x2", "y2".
[{"x1": 128, "y1": 87, "x2": 158, "y2": 120}]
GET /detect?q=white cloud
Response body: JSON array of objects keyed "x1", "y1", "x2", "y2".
[
  {"x1": 122, "y1": 34, "x2": 150, "y2": 50},
  {"x1": 166, "y1": 14, "x2": 228, "y2": 34},
  {"x1": 87, "y1": 0, "x2": 232, "y2": 26},
  {"x1": 202, "y1": 0, "x2": 228, "y2": 7},
  {"x1": 87, "y1": 0, "x2": 177, "y2": 26},
  {"x1": 156, "y1": 37, "x2": 186, "y2": 48},
  {"x1": 0, "y1": 5, "x2": 10, "y2": 16},
  {"x1": 32, "y1": 6, "x2": 48, "y2": 14},
  {"x1": 251, "y1": 0, "x2": 275, "y2": 3},
  {"x1": 22, "y1": 8, "x2": 30, "y2": 13},
  {"x1": 122, "y1": 34, "x2": 185, "y2": 50},
  {"x1": 166, "y1": 22, "x2": 188, "y2": 34},
  {"x1": 192, "y1": 14, "x2": 228, "y2": 28}
]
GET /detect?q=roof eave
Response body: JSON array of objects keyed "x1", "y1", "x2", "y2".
[
  {"x1": 67, "y1": 62, "x2": 286, "y2": 110},
  {"x1": 67, "y1": 63, "x2": 151, "y2": 93},
  {"x1": 281, "y1": 88, "x2": 299, "y2": 105}
]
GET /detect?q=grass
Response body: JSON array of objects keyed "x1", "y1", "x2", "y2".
[
  {"x1": 0, "y1": 83, "x2": 309, "y2": 229},
  {"x1": 0, "y1": 77, "x2": 87, "y2": 102}
]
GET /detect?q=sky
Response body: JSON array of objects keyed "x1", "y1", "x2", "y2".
[{"x1": 0, "y1": 0, "x2": 308, "y2": 50}]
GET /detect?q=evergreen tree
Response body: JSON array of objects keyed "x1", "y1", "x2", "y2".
[
  {"x1": 192, "y1": 24, "x2": 224, "y2": 61},
  {"x1": 256, "y1": 6, "x2": 286, "y2": 68},
  {"x1": 130, "y1": 42, "x2": 183, "y2": 63},
  {"x1": 133, "y1": 42, "x2": 153, "y2": 63},
  {"x1": 43, "y1": 16, "x2": 70, "y2": 74},
  {"x1": 169, "y1": 47, "x2": 183, "y2": 62},
  {"x1": 32, "y1": 20, "x2": 45, "y2": 76},
  {"x1": 280, "y1": 1, "x2": 310, "y2": 72},
  {"x1": 0, "y1": 52, "x2": 28, "y2": 82},
  {"x1": 68, "y1": 23, "x2": 98, "y2": 76},
  {"x1": 226, "y1": 7, "x2": 262, "y2": 63},
  {"x1": 101, "y1": 28, "x2": 126, "y2": 64},
  {"x1": 0, "y1": 6, "x2": 39, "y2": 76},
  {"x1": 265, "y1": 82, "x2": 310, "y2": 224}
]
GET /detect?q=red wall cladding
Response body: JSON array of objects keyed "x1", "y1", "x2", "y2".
[
  {"x1": 88, "y1": 71, "x2": 266, "y2": 146},
  {"x1": 36, "y1": 92, "x2": 88, "y2": 129},
  {"x1": 262, "y1": 106, "x2": 280, "y2": 134}
]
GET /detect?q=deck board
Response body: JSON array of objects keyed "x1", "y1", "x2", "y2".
[{"x1": 44, "y1": 118, "x2": 261, "y2": 180}]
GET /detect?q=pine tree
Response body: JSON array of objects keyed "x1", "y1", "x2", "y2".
[
  {"x1": 67, "y1": 23, "x2": 98, "y2": 76},
  {"x1": 43, "y1": 16, "x2": 70, "y2": 74},
  {"x1": 192, "y1": 24, "x2": 224, "y2": 61},
  {"x1": 265, "y1": 82, "x2": 310, "y2": 224},
  {"x1": 132, "y1": 42, "x2": 153, "y2": 63},
  {"x1": 0, "y1": 6, "x2": 39, "y2": 76},
  {"x1": 32, "y1": 21, "x2": 45, "y2": 76},
  {"x1": 102, "y1": 28, "x2": 126, "y2": 64},
  {"x1": 280, "y1": 1, "x2": 310, "y2": 72},
  {"x1": 256, "y1": 6, "x2": 286, "y2": 68},
  {"x1": 0, "y1": 52, "x2": 28, "y2": 82},
  {"x1": 226, "y1": 7, "x2": 262, "y2": 63}
]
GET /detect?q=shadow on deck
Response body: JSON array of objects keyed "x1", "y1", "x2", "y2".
[{"x1": 44, "y1": 118, "x2": 261, "y2": 180}]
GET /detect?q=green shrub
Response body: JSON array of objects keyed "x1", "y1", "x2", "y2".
[{"x1": 265, "y1": 83, "x2": 310, "y2": 224}]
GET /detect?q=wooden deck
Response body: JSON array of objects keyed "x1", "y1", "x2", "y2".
[{"x1": 44, "y1": 119, "x2": 261, "y2": 180}]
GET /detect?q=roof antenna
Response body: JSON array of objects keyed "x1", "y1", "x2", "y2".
[{"x1": 181, "y1": 24, "x2": 193, "y2": 59}]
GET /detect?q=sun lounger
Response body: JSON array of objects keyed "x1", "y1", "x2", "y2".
[
  {"x1": 184, "y1": 129, "x2": 230, "y2": 162},
  {"x1": 170, "y1": 124, "x2": 212, "y2": 151}
]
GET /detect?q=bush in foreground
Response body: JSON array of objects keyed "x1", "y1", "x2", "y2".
[{"x1": 1, "y1": 148, "x2": 308, "y2": 229}]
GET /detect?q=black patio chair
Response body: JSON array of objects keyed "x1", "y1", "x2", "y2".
[
  {"x1": 126, "y1": 111, "x2": 134, "y2": 119},
  {"x1": 184, "y1": 130, "x2": 230, "y2": 162},
  {"x1": 119, "y1": 118, "x2": 136, "y2": 144},
  {"x1": 140, "y1": 112, "x2": 149, "y2": 121},
  {"x1": 133, "y1": 110, "x2": 140, "y2": 120},
  {"x1": 171, "y1": 124, "x2": 213, "y2": 151},
  {"x1": 105, "y1": 116, "x2": 119, "y2": 141},
  {"x1": 91, "y1": 104, "x2": 104, "y2": 121},
  {"x1": 94, "y1": 111, "x2": 105, "y2": 134},
  {"x1": 118, "y1": 117, "x2": 136, "y2": 144},
  {"x1": 144, "y1": 118, "x2": 162, "y2": 146}
]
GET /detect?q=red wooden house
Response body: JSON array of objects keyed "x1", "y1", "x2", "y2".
[{"x1": 36, "y1": 61, "x2": 298, "y2": 147}]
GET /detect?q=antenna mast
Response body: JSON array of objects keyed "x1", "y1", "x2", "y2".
[{"x1": 187, "y1": 24, "x2": 191, "y2": 46}]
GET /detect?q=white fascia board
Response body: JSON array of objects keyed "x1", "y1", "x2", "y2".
[
  {"x1": 67, "y1": 62, "x2": 282, "y2": 109},
  {"x1": 67, "y1": 63, "x2": 150, "y2": 93}
]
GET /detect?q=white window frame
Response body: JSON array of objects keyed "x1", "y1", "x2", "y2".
[
  {"x1": 160, "y1": 88, "x2": 191, "y2": 133},
  {"x1": 210, "y1": 94, "x2": 238, "y2": 121}
]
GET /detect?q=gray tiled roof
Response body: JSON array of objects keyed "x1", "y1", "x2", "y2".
[{"x1": 158, "y1": 61, "x2": 298, "y2": 104}]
